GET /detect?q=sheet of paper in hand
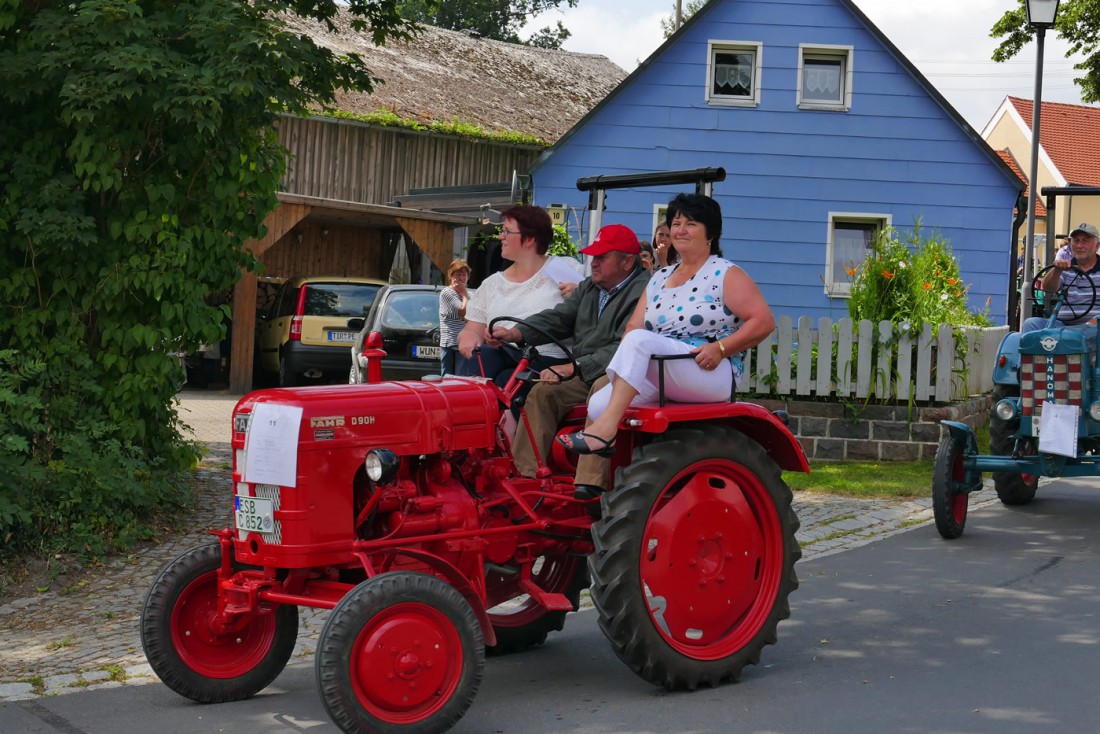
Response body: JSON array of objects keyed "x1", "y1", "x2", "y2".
[
  {"x1": 542, "y1": 257, "x2": 582, "y2": 284},
  {"x1": 244, "y1": 402, "x2": 304, "y2": 487},
  {"x1": 1038, "y1": 401, "x2": 1078, "y2": 458}
]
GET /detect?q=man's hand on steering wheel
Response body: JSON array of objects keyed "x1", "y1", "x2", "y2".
[
  {"x1": 539, "y1": 363, "x2": 574, "y2": 384},
  {"x1": 1032, "y1": 263, "x2": 1099, "y2": 322}
]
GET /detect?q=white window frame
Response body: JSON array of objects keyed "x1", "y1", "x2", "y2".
[
  {"x1": 825, "y1": 213, "x2": 891, "y2": 298},
  {"x1": 651, "y1": 203, "x2": 669, "y2": 241},
  {"x1": 705, "y1": 40, "x2": 763, "y2": 107},
  {"x1": 797, "y1": 44, "x2": 853, "y2": 111}
]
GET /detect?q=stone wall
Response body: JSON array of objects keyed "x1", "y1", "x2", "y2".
[{"x1": 750, "y1": 396, "x2": 992, "y2": 461}]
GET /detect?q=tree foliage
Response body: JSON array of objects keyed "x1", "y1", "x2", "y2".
[
  {"x1": 660, "y1": 0, "x2": 708, "y2": 38},
  {"x1": 0, "y1": 0, "x2": 414, "y2": 557},
  {"x1": 991, "y1": 0, "x2": 1100, "y2": 102},
  {"x1": 396, "y1": 0, "x2": 577, "y2": 48}
]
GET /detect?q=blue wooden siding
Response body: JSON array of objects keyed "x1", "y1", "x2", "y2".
[{"x1": 529, "y1": 0, "x2": 1020, "y2": 324}]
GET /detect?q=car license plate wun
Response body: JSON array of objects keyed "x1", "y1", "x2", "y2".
[
  {"x1": 235, "y1": 494, "x2": 274, "y2": 534},
  {"x1": 413, "y1": 345, "x2": 442, "y2": 359}
]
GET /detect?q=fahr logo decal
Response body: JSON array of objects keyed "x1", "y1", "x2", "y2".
[
  {"x1": 1040, "y1": 336, "x2": 1058, "y2": 352},
  {"x1": 310, "y1": 416, "x2": 345, "y2": 428},
  {"x1": 351, "y1": 416, "x2": 376, "y2": 425}
]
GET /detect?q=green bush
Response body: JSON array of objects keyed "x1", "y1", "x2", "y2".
[{"x1": 848, "y1": 222, "x2": 991, "y2": 330}]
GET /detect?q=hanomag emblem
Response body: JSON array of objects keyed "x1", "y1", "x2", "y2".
[{"x1": 1040, "y1": 336, "x2": 1058, "y2": 352}]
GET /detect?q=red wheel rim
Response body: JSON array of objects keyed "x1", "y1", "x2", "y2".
[
  {"x1": 639, "y1": 459, "x2": 784, "y2": 660},
  {"x1": 170, "y1": 571, "x2": 278, "y2": 678},
  {"x1": 349, "y1": 602, "x2": 463, "y2": 724},
  {"x1": 486, "y1": 555, "x2": 580, "y2": 626}
]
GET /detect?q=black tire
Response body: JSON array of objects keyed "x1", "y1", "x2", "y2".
[
  {"x1": 932, "y1": 437, "x2": 968, "y2": 539},
  {"x1": 589, "y1": 424, "x2": 800, "y2": 690},
  {"x1": 989, "y1": 384, "x2": 1038, "y2": 506},
  {"x1": 278, "y1": 350, "x2": 299, "y2": 387},
  {"x1": 316, "y1": 572, "x2": 484, "y2": 734},
  {"x1": 140, "y1": 543, "x2": 299, "y2": 703},
  {"x1": 484, "y1": 556, "x2": 588, "y2": 655}
]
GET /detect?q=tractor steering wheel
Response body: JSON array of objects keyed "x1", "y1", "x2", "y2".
[
  {"x1": 1031, "y1": 264, "x2": 1099, "y2": 323},
  {"x1": 488, "y1": 315, "x2": 581, "y2": 383}
]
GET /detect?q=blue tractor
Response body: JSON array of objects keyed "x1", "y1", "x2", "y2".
[{"x1": 932, "y1": 262, "x2": 1100, "y2": 539}]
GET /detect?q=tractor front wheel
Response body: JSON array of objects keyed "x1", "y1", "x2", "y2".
[
  {"x1": 932, "y1": 437, "x2": 969, "y2": 539},
  {"x1": 989, "y1": 384, "x2": 1038, "y2": 506},
  {"x1": 316, "y1": 572, "x2": 484, "y2": 734},
  {"x1": 589, "y1": 424, "x2": 800, "y2": 690},
  {"x1": 140, "y1": 543, "x2": 299, "y2": 702}
]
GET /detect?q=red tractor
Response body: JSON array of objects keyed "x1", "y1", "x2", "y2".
[
  {"x1": 142, "y1": 169, "x2": 806, "y2": 734},
  {"x1": 141, "y1": 318, "x2": 805, "y2": 733}
]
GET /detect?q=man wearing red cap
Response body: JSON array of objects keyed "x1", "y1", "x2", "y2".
[{"x1": 491, "y1": 223, "x2": 649, "y2": 501}]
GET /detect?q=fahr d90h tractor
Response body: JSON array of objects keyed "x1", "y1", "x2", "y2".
[
  {"x1": 932, "y1": 257, "x2": 1100, "y2": 539},
  {"x1": 140, "y1": 316, "x2": 807, "y2": 734}
]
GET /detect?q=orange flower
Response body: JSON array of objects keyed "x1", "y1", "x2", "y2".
[
  {"x1": 882, "y1": 270, "x2": 895, "y2": 279},
  {"x1": 922, "y1": 282, "x2": 932, "y2": 290},
  {"x1": 947, "y1": 277, "x2": 957, "y2": 286}
]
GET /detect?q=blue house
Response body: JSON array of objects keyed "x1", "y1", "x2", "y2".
[{"x1": 529, "y1": 0, "x2": 1023, "y2": 325}]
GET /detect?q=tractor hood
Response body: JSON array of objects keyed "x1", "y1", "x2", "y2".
[{"x1": 233, "y1": 378, "x2": 501, "y2": 456}]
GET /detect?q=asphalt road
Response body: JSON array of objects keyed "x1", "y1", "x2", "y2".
[{"x1": 5, "y1": 479, "x2": 1100, "y2": 734}]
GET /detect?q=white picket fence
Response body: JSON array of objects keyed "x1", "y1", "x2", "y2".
[{"x1": 739, "y1": 316, "x2": 1009, "y2": 403}]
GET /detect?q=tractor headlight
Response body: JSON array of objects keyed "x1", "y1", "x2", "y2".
[
  {"x1": 1090, "y1": 402, "x2": 1100, "y2": 422},
  {"x1": 994, "y1": 400, "x2": 1018, "y2": 421},
  {"x1": 365, "y1": 449, "x2": 400, "y2": 484}
]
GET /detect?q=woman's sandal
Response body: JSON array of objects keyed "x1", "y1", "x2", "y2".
[{"x1": 556, "y1": 431, "x2": 616, "y2": 458}]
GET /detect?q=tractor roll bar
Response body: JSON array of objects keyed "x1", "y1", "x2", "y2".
[
  {"x1": 576, "y1": 167, "x2": 726, "y2": 193},
  {"x1": 577, "y1": 167, "x2": 727, "y2": 246}
]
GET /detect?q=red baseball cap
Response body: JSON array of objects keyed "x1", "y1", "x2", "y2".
[{"x1": 580, "y1": 224, "x2": 641, "y2": 256}]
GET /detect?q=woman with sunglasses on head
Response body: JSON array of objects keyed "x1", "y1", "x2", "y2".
[{"x1": 457, "y1": 204, "x2": 581, "y2": 386}]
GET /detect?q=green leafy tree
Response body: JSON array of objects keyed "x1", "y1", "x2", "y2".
[
  {"x1": 660, "y1": 0, "x2": 708, "y2": 38},
  {"x1": 991, "y1": 0, "x2": 1100, "y2": 102},
  {"x1": 396, "y1": 0, "x2": 577, "y2": 48},
  {"x1": 0, "y1": 0, "x2": 414, "y2": 556}
]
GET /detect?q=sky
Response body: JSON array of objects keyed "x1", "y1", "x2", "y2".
[{"x1": 523, "y1": 0, "x2": 1091, "y2": 132}]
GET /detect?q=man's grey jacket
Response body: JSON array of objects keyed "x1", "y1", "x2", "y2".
[{"x1": 516, "y1": 268, "x2": 650, "y2": 385}]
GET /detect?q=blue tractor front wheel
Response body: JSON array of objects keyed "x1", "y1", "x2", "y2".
[{"x1": 932, "y1": 437, "x2": 969, "y2": 539}]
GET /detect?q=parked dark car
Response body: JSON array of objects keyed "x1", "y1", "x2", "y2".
[{"x1": 350, "y1": 284, "x2": 443, "y2": 382}]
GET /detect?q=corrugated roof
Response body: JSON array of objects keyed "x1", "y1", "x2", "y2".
[
  {"x1": 1009, "y1": 96, "x2": 1100, "y2": 186},
  {"x1": 997, "y1": 148, "x2": 1045, "y2": 216},
  {"x1": 282, "y1": 12, "x2": 626, "y2": 143}
]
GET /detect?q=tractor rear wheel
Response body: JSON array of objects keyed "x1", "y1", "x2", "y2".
[
  {"x1": 932, "y1": 437, "x2": 968, "y2": 539},
  {"x1": 140, "y1": 543, "x2": 298, "y2": 702},
  {"x1": 316, "y1": 572, "x2": 484, "y2": 734},
  {"x1": 589, "y1": 424, "x2": 800, "y2": 690},
  {"x1": 485, "y1": 554, "x2": 588, "y2": 655},
  {"x1": 990, "y1": 383, "x2": 1038, "y2": 506}
]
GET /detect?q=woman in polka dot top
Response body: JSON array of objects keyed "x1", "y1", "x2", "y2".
[{"x1": 557, "y1": 193, "x2": 775, "y2": 457}]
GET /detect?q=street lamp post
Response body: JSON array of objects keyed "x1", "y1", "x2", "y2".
[{"x1": 1019, "y1": 0, "x2": 1061, "y2": 329}]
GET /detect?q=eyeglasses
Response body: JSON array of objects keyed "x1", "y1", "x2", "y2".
[{"x1": 499, "y1": 228, "x2": 520, "y2": 238}]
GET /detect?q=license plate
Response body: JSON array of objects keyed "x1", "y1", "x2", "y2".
[
  {"x1": 327, "y1": 330, "x2": 358, "y2": 343},
  {"x1": 413, "y1": 345, "x2": 442, "y2": 359},
  {"x1": 235, "y1": 494, "x2": 274, "y2": 533}
]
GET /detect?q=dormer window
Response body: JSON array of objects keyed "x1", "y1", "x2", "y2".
[
  {"x1": 706, "y1": 41, "x2": 762, "y2": 107},
  {"x1": 798, "y1": 45, "x2": 853, "y2": 111}
]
